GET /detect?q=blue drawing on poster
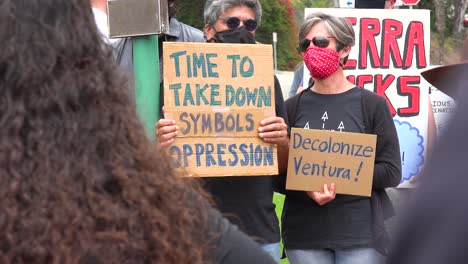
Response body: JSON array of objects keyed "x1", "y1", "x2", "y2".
[{"x1": 394, "y1": 120, "x2": 425, "y2": 183}]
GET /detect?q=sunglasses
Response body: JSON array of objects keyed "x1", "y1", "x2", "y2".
[
  {"x1": 299, "y1": 36, "x2": 335, "y2": 52},
  {"x1": 220, "y1": 16, "x2": 258, "y2": 32}
]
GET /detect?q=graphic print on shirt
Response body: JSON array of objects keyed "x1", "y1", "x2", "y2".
[
  {"x1": 303, "y1": 110, "x2": 347, "y2": 132},
  {"x1": 321, "y1": 111, "x2": 328, "y2": 129},
  {"x1": 295, "y1": 88, "x2": 364, "y2": 134},
  {"x1": 338, "y1": 121, "x2": 345, "y2": 132}
]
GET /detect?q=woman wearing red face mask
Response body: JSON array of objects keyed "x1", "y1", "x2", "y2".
[{"x1": 276, "y1": 12, "x2": 401, "y2": 264}]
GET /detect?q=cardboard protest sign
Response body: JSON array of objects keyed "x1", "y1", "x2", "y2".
[
  {"x1": 163, "y1": 42, "x2": 277, "y2": 177},
  {"x1": 304, "y1": 8, "x2": 431, "y2": 186},
  {"x1": 286, "y1": 128, "x2": 376, "y2": 197}
]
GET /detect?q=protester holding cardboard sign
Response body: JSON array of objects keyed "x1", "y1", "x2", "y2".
[
  {"x1": 280, "y1": 12, "x2": 401, "y2": 264},
  {"x1": 155, "y1": 0, "x2": 288, "y2": 261}
]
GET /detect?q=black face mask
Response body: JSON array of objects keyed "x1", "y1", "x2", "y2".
[{"x1": 212, "y1": 27, "x2": 256, "y2": 44}]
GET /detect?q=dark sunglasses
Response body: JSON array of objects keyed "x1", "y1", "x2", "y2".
[
  {"x1": 299, "y1": 36, "x2": 335, "y2": 52},
  {"x1": 221, "y1": 16, "x2": 258, "y2": 32}
]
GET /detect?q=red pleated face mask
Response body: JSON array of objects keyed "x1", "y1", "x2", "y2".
[{"x1": 303, "y1": 45, "x2": 341, "y2": 80}]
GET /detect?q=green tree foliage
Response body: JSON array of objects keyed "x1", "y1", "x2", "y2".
[
  {"x1": 418, "y1": 0, "x2": 466, "y2": 42},
  {"x1": 175, "y1": 0, "x2": 205, "y2": 30},
  {"x1": 293, "y1": 0, "x2": 333, "y2": 24},
  {"x1": 256, "y1": 0, "x2": 300, "y2": 70}
]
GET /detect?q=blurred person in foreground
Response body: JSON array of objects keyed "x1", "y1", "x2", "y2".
[
  {"x1": 0, "y1": 0, "x2": 276, "y2": 263},
  {"x1": 387, "y1": 41, "x2": 468, "y2": 264},
  {"x1": 155, "y1": 0, "x2": 289, "y2": 262},
  {"x1": 279, "y1": 12, "x2": 401, "y2": 264}
]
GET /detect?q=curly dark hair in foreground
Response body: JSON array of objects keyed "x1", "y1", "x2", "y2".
[{"x1": 0, "y1": 0, "x2": 211, "y2": 263}]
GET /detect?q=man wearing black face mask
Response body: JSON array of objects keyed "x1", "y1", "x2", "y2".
[
  {"x1": 205, "y1": 16, "x2": 257, "y2": 44},
  {"x1": 203, "y1": 0, "x2": 259, "y2": 44},
  {"x1": 156, "y1": 0, "x2": 289, "y2": 262}
]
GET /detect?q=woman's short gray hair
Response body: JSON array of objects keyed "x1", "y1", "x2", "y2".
[
  {"x1": 204, "y1": 0, "x2": 262, "y2": 27},
  {"x1": 299, "y1": 12, "x2": 355, "y2": 52}
]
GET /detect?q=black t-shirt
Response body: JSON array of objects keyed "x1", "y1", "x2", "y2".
[
  {"x1": 283, "y1": 87, "x2": 373, "y2": 249},
  {"x1": 202, "y1": 76, "x2": 287, "y2": 244},
  {"x1": 203, "y1": 176, "x2": 279, "y2": 244}
]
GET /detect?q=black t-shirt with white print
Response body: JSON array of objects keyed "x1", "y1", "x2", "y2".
[{"x1": 283, "y1": 87, "x2": 373, "y2": 250}]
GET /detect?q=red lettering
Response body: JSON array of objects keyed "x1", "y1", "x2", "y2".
[
  {"x1": 374, "y1": 74, "x2": 397, "y2": 116},
  {"x1": 359, "y1": 18, "x2": 381, "y2": 69},
  {"x1": 346, "y1": 75, "x2": 356, "y2": 85},
  {"x1": 344, "y1": 17, "x2": 357, "y2": 70},
  {"x1": 345, "y1": 17, "x2": 357, "y2": 25},
  {"x1": 381, "y1": 19, "x2": 403, "y2": 68},
  {"x1": 397, "y1": 76, "x2": 420, "y2": 117},
  {"x1": 403, "y1": 22, "x2": 427, "y2": 69},
  {"x1": 343, "y1": 59, "x2": 357, "y2": 70}
]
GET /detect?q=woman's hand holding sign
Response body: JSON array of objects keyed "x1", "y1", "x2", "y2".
[{"x1": 307, "y1": 183, "x2": 336, "y2": 206}]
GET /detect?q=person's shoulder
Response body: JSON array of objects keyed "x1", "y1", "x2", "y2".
[
  {"x1": 179, "y1": 22, "x2": 204, "y2": 38},
  {"x1": 358, "y1": 87, "x2": 390, "y2": 117},
  {"x1": 272, "y1": 75, "x2": 282, "y2": 90},
  {"x1": 172, "y1": 18, "x2": 205, "y2": 43},
  {"x1": 285, "y1": 91, "x2": 302, "y2": 105},
  {"x1": 295, "y1": 63, "x2": 304, "y2": 72},
  {"x1": 359, "y1": 87, "x2": 386, "y2": 102}
]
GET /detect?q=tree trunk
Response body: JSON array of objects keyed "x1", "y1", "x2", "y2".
[
  {"x1": 433, "y1": 0, "x2": 446, "y2": 65},
  {"x1": 452, "y1": 0, "x2": 468, "y2": 47}
]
